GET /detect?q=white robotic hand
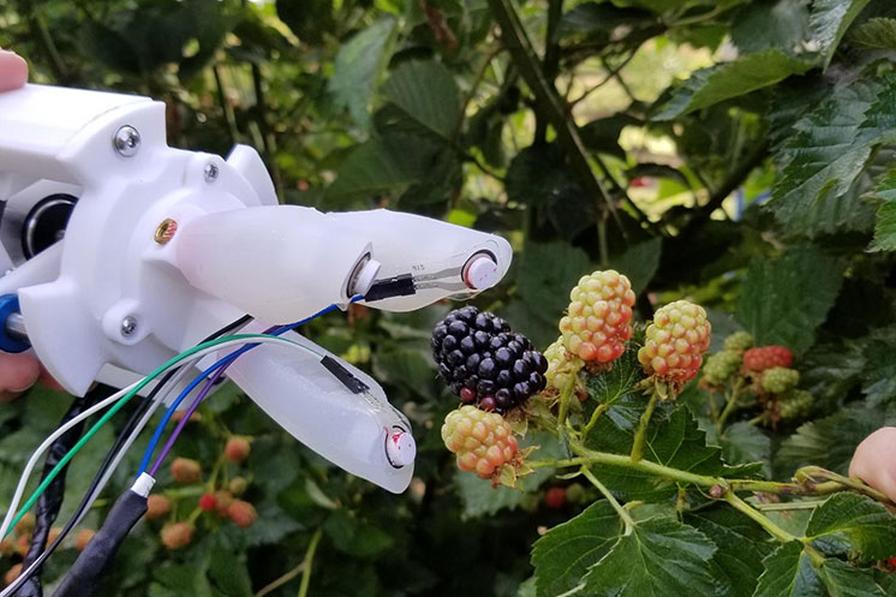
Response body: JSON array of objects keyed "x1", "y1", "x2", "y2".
[{"x1": 0, "y1": 84, "x2": 512, "y2": 493}]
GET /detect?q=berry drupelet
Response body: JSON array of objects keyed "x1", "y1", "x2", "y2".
[{"x1": 432, "y1": 306, "x2": 547, "y2": 412}]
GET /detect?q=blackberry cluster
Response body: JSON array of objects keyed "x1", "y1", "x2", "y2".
[{"x1": 432, "y1": 306, "x2": 547, "y2": 412}]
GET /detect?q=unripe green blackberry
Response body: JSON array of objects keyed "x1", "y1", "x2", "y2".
[
  {"x1": 723, "y1": 331, "x2": 753, "y2": 353},
  {"x1": 778, "y1": 389, "x2": 813, "y2": 420},
  {"x1": 702, "y1": 350, "x2": 741, "y2": 386},
  {"x1": 638, "y1": 300, "x2": 711, "y2": 386},
  {"x1": 441, "y1": 405, "x2": 520, "y2": 479},
  {"x1": 559, "y1": 270, "x2": 635, "y2": 364},
  {"x1": 544, "y1": 337, "x2": 584, "y2": 392},
  {"x1": 761, "y1": 367, "x2": 800, "y2": 394}
]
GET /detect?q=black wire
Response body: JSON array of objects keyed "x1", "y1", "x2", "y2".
[{"x1": 9, "y1": 314, "x2": 253, "y2": 596}]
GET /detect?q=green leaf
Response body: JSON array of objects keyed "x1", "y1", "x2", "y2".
[
  {"x1": 515, "y1": 241, "x2": 592, "y2": 331},
  {"x1": 607, "y1": 237, "x2": 662, "y2": 294},
  {"x1": 858, "y1": 325, "x2": 896, "y2": 405},
  {"x1": 731, "y1": 0, "x2": 810, "y2": 54},
  {"x1": 769, "y1": 79, "x2": 879, "y2": 237},
  {"x1": 381, "y1": 60, "x2": 461, "y2": 140},
  {"x1": 870, "y1": 169, "x2": 896, "y2": 252},
  {"x1": 325, "y1": 137, "x2": 420, "y2": 205},
  {"x1": 581, "y1": 517, "x2": 718, "y2": 596},
  {"x1": 776, "y1": 404, "x2": 895, "y2": 474},
  {"x1": 328, "y1": 18, "x2": 398, "y2": 129},
  {"x1": 719, "y1": 421, "x2": 771, "y2": 477},
  {"x1": 579, "y1": 113, "x2": 642, "y2": 160},
  {"x1": 735, "y1": 246, "x2": 843, "y2": 356},
  {"x1": 687, "y1": 507, "x2": 774, "y2": 597},
  {"x1": 851, "y1": 17, "x2": 896, "y2": 49},
  {"x1": 756, "y1": 542, "x2": 888, "y2": 597},
  {"x1": 531, "y1": 501, "x2": 623, "y2": 596},
  {"x1": 806, "y1": 493, "x2": 896, "y2": 560},
  {"x1": 753, "y1": 542, "x2": 825, "y2": 597},
  {"x1": 654, "y1": 50, "x2": 812, "y2": 120},
  {"x1": 809, "y1": 0, "x2": 872, "y2": 68},
  {"x1": 556, "y1": 2, "x2": 655, "y2": 43}
]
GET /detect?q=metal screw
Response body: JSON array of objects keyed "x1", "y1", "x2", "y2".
[
  {"x1": 113, "y1": 126, "x2": 141, "y2": 157},
  {"x1": 154, "y1": 218, "x2": 178, "y2": 244},
  {"x1": 203, "y1": 163, "x2": 219, "y2": 183},
  {"x1": 120, "y1": 316, "x2": 138, "y2": 337}
]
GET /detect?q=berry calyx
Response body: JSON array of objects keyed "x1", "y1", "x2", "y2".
[
  {"x1": 543, "y1": 337, "x2": 584, "y2": 393},
  {"x1": 638, "y1": 300, "x2": 711, "y2": 388},
  {"x1": 198, "y1": 492, "x2": 217, "y2": 512},
  {"x1": 170, "y1": 457, "x2": 202, "y2": 484},
  {"x1": 227, "y1": 500, "x2": 257, "y2": 528},
  {"x1": 544, "y1": 487, "x2": 567, "y2": 509},
  {"x1": 743, "y1": 345, "x2": 793, "y2": 373},
  {"x1": 160, "y1": 522, "x2": 194, "y2": 550},
  {"x1": 760, "y1": 367, "x2": 800, "y2": 394},
  {"x1": 441, "y1": 405, "x2": 520, "y2": 480},
  {"x1": 723, "y1": 331, "x2": 753, "y2": 353},
  {"x1": 559, "y1": 270, "x2": 636, "y2": 364},
  {"x1": 146, "y1": 494, "x2": 172, "y2": 520},
  {"x1": 432, "y1": 306, "x2": 547, "y2": 412},
  {"x1": 224, "y1": 436, "x2": 251, "y2": 463},
  {"x1": 701, "y1": 350, "x2": 741, "y2": 387},
  {"x1": 74, "y1": 528, "x2": 95, "y2": 552}
]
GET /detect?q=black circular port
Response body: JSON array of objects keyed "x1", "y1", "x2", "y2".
[{"x1": 21, "y1": 194, "x2": 77, "y2": 259}]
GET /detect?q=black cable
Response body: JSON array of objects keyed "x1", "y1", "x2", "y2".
[
  {"x1": 14, "y1": 386, "x2": 107, "y2": 597},
  {"x1": 8, "y1": 314, "x2": 253, "y2": 596}
]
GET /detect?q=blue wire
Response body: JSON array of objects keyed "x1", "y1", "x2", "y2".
[{"x1": 136, "y1": 298, "x2": 361, "y2": 477}]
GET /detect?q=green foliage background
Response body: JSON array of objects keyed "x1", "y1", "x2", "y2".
[{"x1": 2, "y1": 0, "x2": 896, "y2": 595}]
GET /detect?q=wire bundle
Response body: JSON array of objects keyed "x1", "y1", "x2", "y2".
[{"x1": 0, "y1": 299, "x2": 358, "y2": 596}]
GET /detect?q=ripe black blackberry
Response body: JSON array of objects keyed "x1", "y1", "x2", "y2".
[{"x1": 432, "y1": 306, "x2": 548, "y2": 412}]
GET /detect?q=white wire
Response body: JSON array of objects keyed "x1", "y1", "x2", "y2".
[{"x1": 0, "y1": 334, "x2": 304, "y2": 542}]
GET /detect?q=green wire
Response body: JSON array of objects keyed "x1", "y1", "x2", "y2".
[{"x1": 3, "y1": 332, "x2": 294, "y2": 538}]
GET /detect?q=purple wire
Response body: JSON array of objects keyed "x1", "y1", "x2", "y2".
[{"x1": 147, "y1": 325, "x2": 278, "y2": 476}]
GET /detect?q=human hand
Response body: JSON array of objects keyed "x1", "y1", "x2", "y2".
[
  {"x1": 0, "y1": 48, "x2": 40, "y2": 400},
  {"x1": 849, "y1": 427, "x2": 896, "y2": 501},
  {"x1": 0, "y1": 47, "x2": 27, "y2": 92}
]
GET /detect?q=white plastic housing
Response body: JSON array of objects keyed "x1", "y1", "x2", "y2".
[{"x1": 223, "y1": 330, "x2": 414, "y2": 493}]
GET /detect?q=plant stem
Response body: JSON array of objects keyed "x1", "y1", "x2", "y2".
[
  {"x1": 297, "y1": 529, "x2": 322, "y2": 597},
  {"x1": 630, "y1": 391, "x2": 658, "y2": 462},
  {"x1": 795, "y1": 466, "x2": 892, "y2": 504},
  {"x1": 255, "y1": 561, "x2": 307, "y2": 597},
  {"x1": 581, "y1": 467, "x2": 634, "y2": 532},
  {"x1": 723, "y1": 492, "x2": 799, "y2": 543},
  {"x1": 716, "y1": 378, "x2": 744, "y2": 433},
  {"x1": 582, "y1": 402, "x2": 611, "y2": 435},
  {"x1": 755, "y1": 500, "x2": 828, "y2": 512},
  {"x1": 557, "y1": 375, "x2": 576, "y2": 429}
]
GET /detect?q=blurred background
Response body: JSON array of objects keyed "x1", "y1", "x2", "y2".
[{"x1": 2, "y1": 0, "x2": 896, "y2": 594}]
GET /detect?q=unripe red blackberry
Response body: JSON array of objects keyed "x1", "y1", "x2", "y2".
[
  {"x1": 227, "y1": 500, "x2": 257, "y2": 528},
  {"x1": 760, "y1": 367, "x2": 799, "y2": 394},
  {"x1": 160, "y1": 522, "x2": 194, "y2": 550},
  {"x1": 4, "y1": 564, "x2": 21, "y2": 587},
  {"x1": 441, "y1": 405, "x2": 520, "y2": 479},
  {"x1": 74, "y1": 529, "x2": 95, "y2": 552},
  {"x1": 214, "y1": 490, "x2": 234, "y2": 517},
  {"x1": 743, "y1": 345, "x2": 793, "y2": 373},
  {"x1": 544, "y1": 337, "x2": 584, "y2": 392},
  {"x1": 146, "y1": 494, "x2": 172, "y2": 520},
  {"x1": 170, "y1": 457, "x2": 202, "y2": 484},
  {"x1": 14, "y1": 513, "x2": 34, "y2": 537},
  {"x1": 432, "y1": 306, "x2": 547, "y2": 412},
  {"x1": 638, "y1": 300, "x2": 711, "y2": 387},
  {"x1": 224, "y1": 436, "x2": 251, "y2": 463},
  {"x1": 559, "y1": 270, "x2": 636, "y2": 364},
  {"x1": 544, "y1": 487, "x2": 566, "y2": 509},
  {"x1": 723, "y1": 331, "x2": 753, "y2": 353},
  {"x1": 198, "y1": 493, "x2": 217, "y2": 512}
]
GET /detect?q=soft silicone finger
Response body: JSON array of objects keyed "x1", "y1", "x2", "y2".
[{"x1": 849, "y1": 426, "x2": 896, "y2": 501}]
